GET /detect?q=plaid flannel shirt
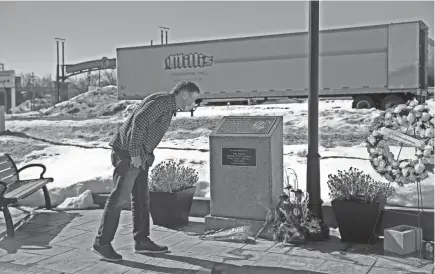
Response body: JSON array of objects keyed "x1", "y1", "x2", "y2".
[{"x1": 109, "y1": 91, "x2": 177, "y2": 168}]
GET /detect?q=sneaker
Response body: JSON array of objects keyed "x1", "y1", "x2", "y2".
[
  {"x1": 92, "y1": 244, "x2": 123, "y2": 262},
  {"x1": 135, "y1": 237, "x2": 169, "y2": 254}
]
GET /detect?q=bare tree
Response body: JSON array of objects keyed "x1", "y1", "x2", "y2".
[
  {"x1": 19, "y1": 73, "x2": 53, "y2": 88},
  {"x1": 68, "y1": 74, "x2": 89, "y2": 93},
  {"x1": 41, "y1": 74, "x2": 54, "y2": 87},
  {"x1": 68, "y1": 69, "x2": 117, "y2": 93},
  {"x1": 103, "y1": 69, "x2": 117, "y2": 86},
  {"x1": 20, "y1": 72, "x2": 34, "y2": 87}
]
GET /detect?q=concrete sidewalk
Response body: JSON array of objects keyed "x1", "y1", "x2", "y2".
[{"x1": 0, "y1": 209, "x2": 433, "y2": 274}]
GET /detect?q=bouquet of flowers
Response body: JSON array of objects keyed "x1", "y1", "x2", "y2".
[{"x1": 269, "y1": 168, "x2": 328, "y2": 244}]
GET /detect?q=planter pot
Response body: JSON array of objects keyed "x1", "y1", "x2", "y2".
[
  {"x1": 331, "y1": 199, "x2": 383, "y2": 244},
  {"x1": 149, "y1": 186, "x2": 196, "y2": 228}
]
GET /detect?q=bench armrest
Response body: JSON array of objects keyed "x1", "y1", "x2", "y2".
[
  {"x1": 0, "y1": 181, "x2": 7, "y2": 197},
  {"x1": 17, "y1": 164, "x2": 47, "y2": 179}
]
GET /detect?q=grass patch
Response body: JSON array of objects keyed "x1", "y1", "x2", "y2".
[{"x1": 7, "y1": 114, "x2": 415, "y2": 149}]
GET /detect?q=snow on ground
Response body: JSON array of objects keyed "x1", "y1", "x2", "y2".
[
  {"x1": 11, "y1": 97, "x2": 52, "y2": 114},
  {"x1": 2, "y1": 86, "x2": 434, "y2": 210},
  {"x1": 56, "y1": 190, "x2": 99, "y2": 210},
  {"x1": 15, "y1": 140, "x2": 434, "y2": 209},
  {"x1": 5, "y1": 98, "x2": 381, "y2": 150},
  {"x1": 38, "y1": 85, "x2": 137, "y2": 118},
  {"x1": 8, "y1": 86, "x2": 138, "y2": 118}
]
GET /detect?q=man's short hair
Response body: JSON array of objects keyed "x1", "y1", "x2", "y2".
[{"x1": 171, "y1": 81, "x2": 200, "y2": 95}]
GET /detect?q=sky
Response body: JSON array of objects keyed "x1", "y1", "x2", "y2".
[{"x1": 0, "y1": 1, "x2": 433, "y2": 77}]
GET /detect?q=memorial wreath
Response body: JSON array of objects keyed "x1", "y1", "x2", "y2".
[{"x1": 366, "y1": 100, "x2": 434, "y2": 186}]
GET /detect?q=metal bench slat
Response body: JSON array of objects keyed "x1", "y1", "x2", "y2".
[
  {"x1": 2, "y1": 176, "x2": 18, "y2": 185},
  {"x1": 0, "y1": 169, "x2": 18, "y2": 184},
  {"x1": 0, "y1": 155, "x2": 9, "y2": 164},
  {"x1": 5, "y1": 179, "x2": 53, "y2": 200},
  {"x1": 0, "y1": 161, "x2": 14, "y2": 173}
]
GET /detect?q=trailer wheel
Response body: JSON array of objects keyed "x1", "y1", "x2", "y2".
[
  {"x1": 352, "y1": 95, "x2": 376, "y2": 109},
  {"x1": 381, "y1": 95, "x2": 405, "y2": 110}
]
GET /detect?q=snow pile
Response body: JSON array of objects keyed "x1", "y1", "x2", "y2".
[
  {"x1": 16, "y1": 145, "x2": 114, "y2": 209},
  {"x1": 56, "y1": 190, "x2": 99, "y2": 210},
  {"x1": 11, "y1": 97, "x2": 52, "y2": 114},
  {"x1": 38, "y1": 86, "x2": 139, "y2": 118}
]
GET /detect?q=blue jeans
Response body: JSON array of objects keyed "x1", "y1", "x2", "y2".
[{"x1": 95, "y1": 149, "x2": 150, "y2": 246}]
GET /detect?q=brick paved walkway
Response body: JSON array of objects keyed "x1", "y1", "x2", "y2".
[{"x1": 0, "y1": 209, "x2": 433, "y2": 273}]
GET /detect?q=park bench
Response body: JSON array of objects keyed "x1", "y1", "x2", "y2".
[{"x1": 0, "y1": 154, "x2": 53, "y2": 238}]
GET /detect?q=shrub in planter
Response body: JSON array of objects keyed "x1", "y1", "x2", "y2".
[
  {"x1": 327, "y1": 167, "x2": 395, "y2": 244},
  {"x1": 148, "y1": 160, "x2": 199, "y2": 228}
]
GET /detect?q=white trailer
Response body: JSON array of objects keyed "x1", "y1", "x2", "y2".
[{"x1": 116, "y1": 20, "x2": 433, "y2": 111}]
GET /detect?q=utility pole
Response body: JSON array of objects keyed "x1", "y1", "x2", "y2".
[
  {"x1": 56, "y1": 39, "x2": 59, "y2": 103},
  {"x1": 61, "y1": 40, "x2": 65, "y2": 82},
  {"x1": 159, "y1": 26, "x2": 170, "y2": 44},
  {"x1": 88, "y1": 70, "x2": 92, "y2": 91},
  {"x1": 306, "y1": 1, "x2": 322, "y2": 220},
  {"x1": 30, "y1": 72, "x2": 37, "y2": 112},
  {"x1": 55, "y1": 37, "x2": 66, "y2": 104}
]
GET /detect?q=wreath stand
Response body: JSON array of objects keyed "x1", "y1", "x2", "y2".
[{"x1": 369, "y1": 141, "x2": 426, "y2": 260}]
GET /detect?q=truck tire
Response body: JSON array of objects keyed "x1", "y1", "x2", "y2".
[
  {"x1": 352, "y1": 95, "x2": 376, "y2": 109},
  {"x1": 381, "y1": 94, "x2": 405, "y2": 110}
]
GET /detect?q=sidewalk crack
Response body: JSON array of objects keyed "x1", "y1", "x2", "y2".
[{"x1": 365, "y1": 257, "x2": 378, "y2": 274}]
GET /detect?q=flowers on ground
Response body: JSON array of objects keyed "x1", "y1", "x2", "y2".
[{"x1": 269, "y1": 168, "x2": 327, "y2": 244}]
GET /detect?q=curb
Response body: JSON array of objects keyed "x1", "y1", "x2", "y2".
[{"x1": 92, "y1": 193, "x2": 434, "y2": 241}]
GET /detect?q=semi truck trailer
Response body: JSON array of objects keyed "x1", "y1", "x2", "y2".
[{"x1": 116, "y1": 20, "x2": 434, "y2": 111}]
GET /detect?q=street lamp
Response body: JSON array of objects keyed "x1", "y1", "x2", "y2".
[{"x1": 306, "y1": 1, "x2": 322, "y2": 220}]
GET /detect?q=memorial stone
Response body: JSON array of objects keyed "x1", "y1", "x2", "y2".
[{"x1": 205, "y1": 116, "x2": 283, "y2": 232}]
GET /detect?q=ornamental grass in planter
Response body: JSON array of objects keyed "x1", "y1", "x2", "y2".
[
  {"x1": 149, "y1": 159, "x2": 199, "y2": 228},
  {"x1": 327, "y1": 167, "x2": 395, "y2": 244}
]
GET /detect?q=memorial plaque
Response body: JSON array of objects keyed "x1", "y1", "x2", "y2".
[
  {"x1": 207, "y1": 115, "x2": 283, "y2": 224},
  {"x1": 216, "y1": 117, "x2": 277, "y2": 134},
  {"x1": 222, "y1": 148, "x2": 256, "y2": 167}
]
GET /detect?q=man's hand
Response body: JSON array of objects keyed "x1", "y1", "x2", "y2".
[
  {"x1": 131, "y1": 156, "x2": 142, "y2": 168},
  {"x1": 145, "y1": 153, "x2": 155, "y2": 167}
]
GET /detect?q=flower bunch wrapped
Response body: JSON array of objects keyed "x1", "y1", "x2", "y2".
[
  {"x1": 269, "y1": 169, "x2": 328, "y2": 244},
  {"x1": 366, "y1": 100, "x2": 434, "y2": 186}
]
